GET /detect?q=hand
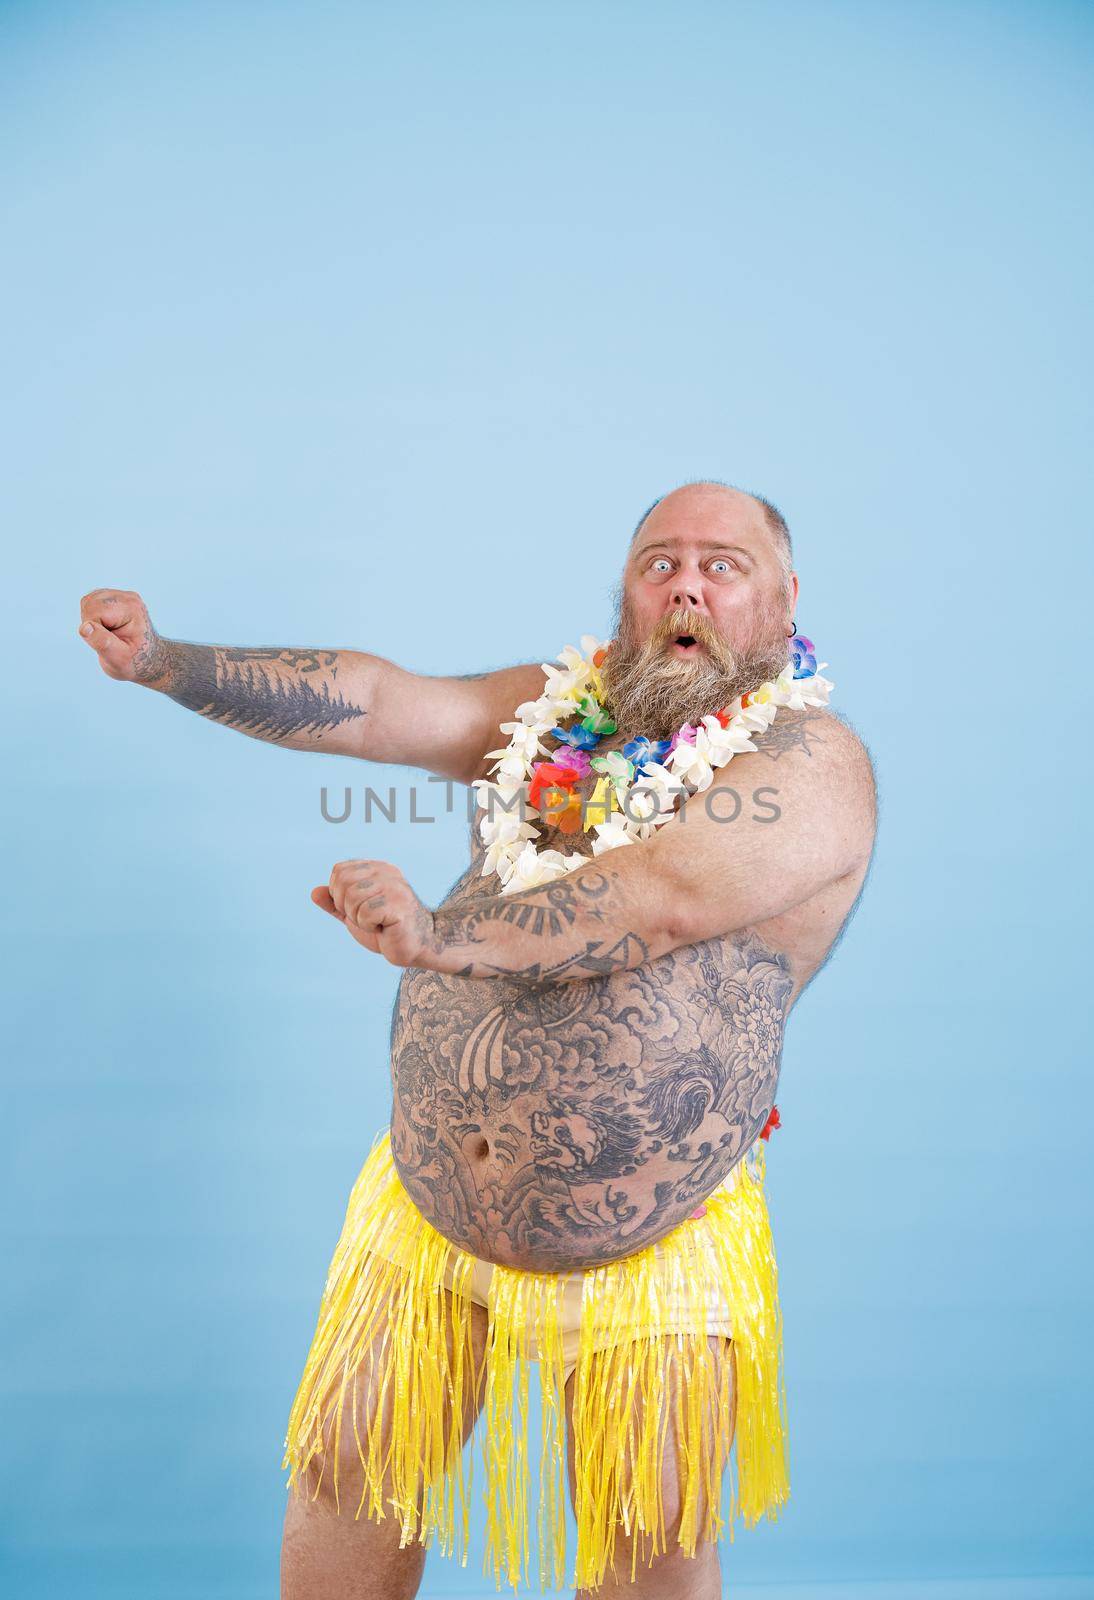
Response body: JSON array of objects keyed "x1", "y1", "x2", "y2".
[
  {"x1": 78, "y1": 588, "x2": 167, "y2": 684},
  {"x1": 312, "y1": 859, "x2": 436, "y2": 967}
]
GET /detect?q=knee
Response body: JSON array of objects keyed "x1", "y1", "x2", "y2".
[
  {"x1": 605, "y1": 1462, "x2": 719, "y2": 1577},
  {"x1": 591, "y1": 1530, "x2": 720, "y2": 1599},
  {"x1": 293, "y1": 1396, "x2": 400, "y2": 1522},
  {"x1": 281, "y1": 1471, "x2": 429, "y2": 1599},
  {"x1": 658, "y1": 1467, "x2": 720, "y2": 1549},
  {"x1": 607, "y1": 1507, "x2": 679, "y2": 1572}
]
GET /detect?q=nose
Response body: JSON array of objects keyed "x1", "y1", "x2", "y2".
[{"x1": 669, "y1": 582, "x2": 702, "y2": 611}]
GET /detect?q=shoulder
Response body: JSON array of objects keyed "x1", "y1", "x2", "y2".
[
  {"x1": 742, "y1": 702, "x2": 866, "y2": 767},
  {"x1": 699, "y1": 702, "x2": 876, "y2": 871},
  {"x1": 747, "y1": 704, "x2": 874, "y2": 800}
]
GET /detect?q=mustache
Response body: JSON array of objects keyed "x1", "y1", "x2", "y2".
[{"x1": 643, "y1": 608, "x2": 733, "y2": 663}]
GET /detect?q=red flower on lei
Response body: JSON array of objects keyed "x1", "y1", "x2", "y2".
[
  {"x1": 527, "y1": 762, "x2": 581, "y2": 811},
  {"x1": 760, "y1": 1104, "x2": 781, "y2": 1140}
]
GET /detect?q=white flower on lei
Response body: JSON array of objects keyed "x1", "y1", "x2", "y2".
[
  {"x1": 500, "y1": 840, "x2": 573, "y2": 894},
  {"x1": 740, "y1": 704, "x2": 778, "y2": 734},
  {"x1": 625, "y1": 761, "x2": 684, "y2": 815},
  {"x1": 488, "y1": 719, "x2": 548, "y2": 766},
  {"x1": 591, "y1": 816, "x2": 637, "y2": 855},
  {"x1": 537, "y1": 636, "x2": 606, "y2": 716},
  {"x1": 479, "y1": 815, "x2": 540, "y2": 878},
  {"x1": 554, "y1": 636, "x2": 604, "y2": 671},
  {"x1": 488, "y1": 746, "x2": 535, "y2": 784},
  {"x1": 473, "y1": 778, "x2": 529, "y2": 835},
  {"x1": 539, "y1": 664, "x2": 587, "y2": 710},
  {"x1": 792, "y1": 668, "x2": 834, "y2": 708},
  {"x1": 698, "y1": 714, "x2": 760, "y2": 764},
  {"x1": 667, "y1": 729, "x2": 717, "y2": 793},
  {"x1": 513, "y1": 698, "x2": 553, "y2": 727}
]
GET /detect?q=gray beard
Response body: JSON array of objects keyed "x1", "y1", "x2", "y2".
[{"x1": 600, "y1": 638, "x2": 791, "y2": 741}]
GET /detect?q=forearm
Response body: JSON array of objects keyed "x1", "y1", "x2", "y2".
[
  {"x1": 421, "y1": 855, "x2": 683, "y2": 983},
  {"x1": 142, "y1": 639, "x2": 375, "y2": 753}
]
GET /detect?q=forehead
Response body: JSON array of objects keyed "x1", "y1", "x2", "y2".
[{"x1": 630, "y1": 488, "x2": 771, "y2": 557}]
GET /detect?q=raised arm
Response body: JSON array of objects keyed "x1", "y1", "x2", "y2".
[
  {"x1": 77, "y1": 587, "x2": 543, "y2": 782},
  {"x1": 313, "y1": 708, "x2": 877, "y2": 976},
  {"x1": 421, "y1": 716, "x2": 875, "y2": 979}
]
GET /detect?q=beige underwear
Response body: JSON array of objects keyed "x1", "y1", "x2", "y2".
[{"x1": 364, "y1": 1157, "x2": 743, "y2": 1386}]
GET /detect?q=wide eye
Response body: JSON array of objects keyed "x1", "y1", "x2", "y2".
[
  {"x1": 649, "y1": 557, "x2": 673, "y2": 574},
  {"x1": 709, "y1": 558, "x2": 735, "y2": 576}
]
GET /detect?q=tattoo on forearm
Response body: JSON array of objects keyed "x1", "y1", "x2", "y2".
[
  {"x1": 486, "y1": 931, "x2": 651, "y2": 983},
  {"x1": 445, "y1": 930, "x2": 652, "y2": 986},
  {"x1": 427, "y1": 869, "x2": 630, "y2": 986},
  {"x1": 158, "y1": 643, "x2": 367, "y2": 743},
  {"x1": 431, "y1": 873, "x2": 615, "y2": 950}
]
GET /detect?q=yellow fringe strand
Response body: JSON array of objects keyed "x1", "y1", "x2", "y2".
[{"x1": 282, "y1": 1129, "x2": 789, "y2": 1593}]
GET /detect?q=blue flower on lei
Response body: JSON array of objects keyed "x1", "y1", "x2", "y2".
[
  {"x1": 551, "y1": 722, "x2": 601, "y2": 751},
  {"x1": 622, "y1": 734, "x2": 673, "y2": 772},
  {"x1": 789, "y1": 633, "x2": 818, "y2": 679}
]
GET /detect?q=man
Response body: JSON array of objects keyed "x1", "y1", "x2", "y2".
[{"x1": 78, "y1": 481, "x2": 877, "y2": 1600}]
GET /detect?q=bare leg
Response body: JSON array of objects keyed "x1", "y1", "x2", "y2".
[
  {"x1": 281, "y1": 1284, "x2": 490, "y2": 1600},
  {"x1": 565, "y1": 1335, "x2": 735, "y2": 1600}
]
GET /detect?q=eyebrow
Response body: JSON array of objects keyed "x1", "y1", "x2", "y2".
[{"x1": 634, "y1": 540, "x2": 754, "y2": 561}]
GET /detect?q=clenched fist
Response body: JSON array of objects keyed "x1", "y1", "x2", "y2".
[
  {"x1": 78, "y1": 588, "x2": 167, "y2": 683},
  {"x1": 313, "y1": 860, "x2": 437, "y2": 967}
]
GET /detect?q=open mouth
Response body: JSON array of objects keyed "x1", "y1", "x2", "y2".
[{"x1": 671, "y1": 634, "x2": 701, "y2": 653}]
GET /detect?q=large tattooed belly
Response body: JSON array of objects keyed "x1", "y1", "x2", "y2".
[{"x1": 388, "y1": 871, "x2": 793, "y2": 1272}]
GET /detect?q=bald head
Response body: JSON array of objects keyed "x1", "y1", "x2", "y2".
[{"x1": 631, "y1": 480, "x2": 794, "y2": 594}]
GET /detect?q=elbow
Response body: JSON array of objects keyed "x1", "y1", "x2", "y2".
[
  {"x1": 658, "y1": 880, "x2": 703, "y2": 950},
  {"x1": 646, "y1": 854, "x2": 708, "y2": 951}
]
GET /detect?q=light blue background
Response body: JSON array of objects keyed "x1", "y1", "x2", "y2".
[{"x1": 3, "y1": 2, "x2": 1091, "y2": 1595}]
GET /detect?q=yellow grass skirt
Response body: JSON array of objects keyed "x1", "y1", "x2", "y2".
[{"x1": 282, "y1": 1128, "x2": 789, "y2": 1592}]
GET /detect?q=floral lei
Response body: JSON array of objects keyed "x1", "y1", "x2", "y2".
[{"x1": 472, "y1": 631, "x2": 834, "y2": 894}]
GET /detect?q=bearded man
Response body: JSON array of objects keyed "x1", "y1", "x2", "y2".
[{"x1": 78, "y1": 480, "x2": 877, "y2": 1600}]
